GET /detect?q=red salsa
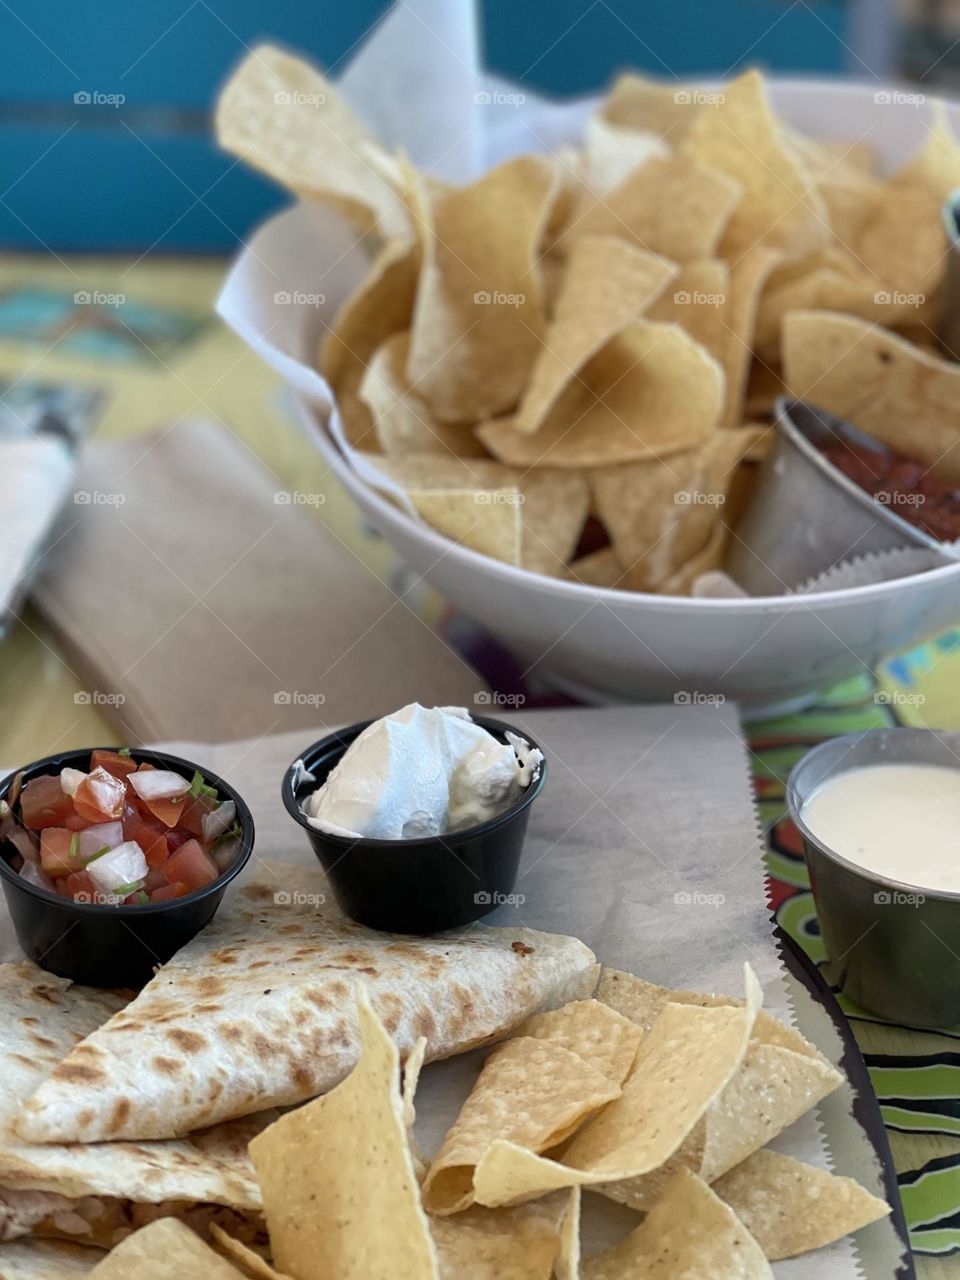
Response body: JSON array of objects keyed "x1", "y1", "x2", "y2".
[
  {"x1": 820, "y1": 443, "x2": 960, "y2": 542},
  {"x1": 0, "y1": 752, "x2": 241, "y2": 906}
]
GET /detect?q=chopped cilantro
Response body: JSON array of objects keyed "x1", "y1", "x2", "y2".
[
  {"x1": 68, "y1": 833, "x2": 80, "y2": 859},
  {"x1": 83, "y1": 846, "x2": 110, "y2": 865},
  {"x1": 118, "y1": 747, "x2": 132, "y2": 758}
]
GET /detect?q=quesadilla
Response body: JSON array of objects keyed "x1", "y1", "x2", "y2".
[
  {"x1": 0, "y1": 962, "x2": 270, "y2": 1251},
  {"x1": 18, "y1": 863, "x2": 598, "y2": 1144}
]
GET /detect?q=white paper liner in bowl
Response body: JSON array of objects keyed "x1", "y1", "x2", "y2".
[{"x1": 795, "y1": 544, "x2": 959, "y2": 594}]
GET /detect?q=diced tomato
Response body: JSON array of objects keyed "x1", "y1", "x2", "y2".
[
  {"x1": 165, "y1": 828, "x2": 190, "y2": 853},
  {"x1": 63, "y1": 870, "x2": 96, "y2": 903},
  {"x1": 74, "y1": 768, "x2": 125, "y2": 824},
  {"x1": 163, "y1": 839, "x2": 218, "y2": 892},
  {"x1": 142, "y1": 794, "x2": 189, "y2": 829},
  {"x1": 144, "y1": 866, "x2": 168, "y2": 892},
  {"x1": 177, "y1": 793, "x2": 217, "y2": 838},
  {"x1": 39, "y1": 828, "x2": 76, "y2": 879},
  {"x1": 121, "y1": 804, "x2": 169, "y2": 868},
  {"x1": 20, "y1": 776, "x2": 75, "y2": 830},
  {"x1": 150, "y1": 881, "x2": 188, "y2": 902},
  {"x1": 63, "y1": 812, "x2": 95, "y2": 831},
  {"x1": 90, "y1": 750, "x2": 137, "y2": 780}
]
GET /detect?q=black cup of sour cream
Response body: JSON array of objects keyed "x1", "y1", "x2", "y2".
[{"x1": 281, "y1": 712, "x2": 547, "y2": 934}]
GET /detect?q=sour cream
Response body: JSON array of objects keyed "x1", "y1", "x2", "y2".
[
  {"x1": 303, "y1": 703, "x2": 543, "y2": 840},
  {"x1": 802, "y1": 763, "x2": 960, "y2": 892}
]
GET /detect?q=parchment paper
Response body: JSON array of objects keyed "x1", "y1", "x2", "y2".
[{"x1": 1, "y1": 703, "x2": 890, "y2": 1276}]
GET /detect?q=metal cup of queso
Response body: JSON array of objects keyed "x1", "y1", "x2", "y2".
[{"x1": 787, "y1": 727, "x2": 960, "y2": 1028}]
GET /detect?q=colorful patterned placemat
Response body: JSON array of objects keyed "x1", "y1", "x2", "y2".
[{"x1": 754, "y1": 656, "x2": 960, "y2": 1269}]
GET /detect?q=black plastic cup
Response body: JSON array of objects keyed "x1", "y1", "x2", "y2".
[
  {"x1": 281, "y1": 715, "x2": 546, "y2": 933},
  {"x1": 0, "y1": 747, "x2": 254, "y2": 988}
]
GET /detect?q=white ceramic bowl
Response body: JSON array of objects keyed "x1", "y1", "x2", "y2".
[{"x1": 221, "y1": 78, "x2": 960, "y2": 711}]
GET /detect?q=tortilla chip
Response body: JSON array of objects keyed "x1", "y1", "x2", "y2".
[
  {"x1": 407, "y1": 488, "x2": 523, "y2": 565},
  {"x1": 683, "y1": 70, "x2": 827, "y2": 260},
  {"x1": 215, "y1": 46, "x2": 406, "y2": 240},
  {"x1": 592, "y1": 968, "x2": 843, "y2": 1210},
  {"x1": 469, "y1": 966, "x2": 761, "y2": 1208},
  {"x1": 478, "y1": 321, "x2": 724, "y2": 469},
  {"x1": 647, "y1": 259, "x2": 729, "y2": 366},
  {"x1": 554, "y1": 1188, "x2": 581, "y2": 1280},
  {"x1": 249, "y1": 988, "x2": 438, "y2": 1280},
  {"x1": 406, "y1": 156, "x2": 559, "y2": 421},
  {"x1": 565, "y1": 155, "x2": 742, "y2": 262},
  {"x1": 713, "y1": 1150, "x2": 889, "y2": 1260},
  {"x1": 514, "y1": 1000, "x2": 642, "y2": 1087},
  {"x1": 514, "y1": 236, "x2": 677, "y2": 435},
  {"x1": 720, "y1": 248, "x2": 783, "y2": 427},
  {"x1": 787, "y1": 131, "x2": 882, "y2": 245},
  {"x1": 580, "y1": 1169, "x2": 772, "y2": 1280},
  {"x1": 595, "y1": 967, "x2": 832, "y2": 1059},
  {"x1": 564, "y1": 548, "x2": 624, "y2": 589},
  {"x1": 321, "y1": 239, "x2": 419, "y2": 448},
  {"x1": 360, "y1": 333, "x2": 488, "y2": 457},
  {"x1": 656, "y1": 523, "x2": 729, "y2": 595},
  {"x1": 88, "y1": 1220, "x2": 246, "y2": 1279},
  {"x1": 430, "y1": 1197, "x2": 571, "y2": 1280},
  {"x1": 590, "y1": 430, "x2": 758, "y2": 592},
  {"x1": 359, "y1": 453, "x2": 590, "y2": 577},
  {"x1": 210, "y1": 1228, "x2": 290, "y2": 1280},
  {"x1": 580, "y1": 115, "x2": 667, "y2": 196},
  {"x1": 782, "y1": 310, "x2": 960, "y2": 482},
  {"x1": 858, "y1": 100, "x2": 960, "y2": 301},
  {"x1": 422, "y1": 1038, "x2": 621, "y2": 1214},
  {"x1": 403, "y1": 1037, "x2": 429, "y2": 1182},
  {"x1": 602, "y1": 73, "x2": 701, "y2": 145}
]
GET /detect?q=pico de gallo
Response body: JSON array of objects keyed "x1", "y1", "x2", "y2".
[{"x1": 0, "y1": 751, "x2": 242, "y2": 906}]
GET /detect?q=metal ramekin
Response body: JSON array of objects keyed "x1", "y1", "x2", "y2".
[
  {"x1": 728, "y1": 398, "x2": 950, "y2": 595},
  {"x1": 788, "y1": 728, "x2": 960, "y2": 1028}
]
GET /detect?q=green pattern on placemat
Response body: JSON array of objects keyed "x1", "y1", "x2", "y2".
[{"x1": 752, "y1": 646, "x2": 960, "y2": 1259}]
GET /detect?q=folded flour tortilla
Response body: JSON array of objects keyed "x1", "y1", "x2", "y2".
[
  {"x1": 0, "y1": 962, "x2": 270, "y2": 1251},
  {"x1": 18, "y1": 863, "x2": 599, "y2": 1144}
]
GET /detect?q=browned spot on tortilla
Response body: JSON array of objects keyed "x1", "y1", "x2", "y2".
[
  {"x1": 30, "y1": 985, "x2": 61, "y2": 1005},
  {"x1": 28, "y1": 1034, "x2": 58, "y2": 1051},
  {"x1": 305, "y1": 989, "x2": 331, "y2": 1010},
  {"x1": 194, "y1": 1004, "x2": 223, "y2": 1015},
  {"x1": 107, "y1": 1098, "x2": 131, "y2": 1133},
  {"x1": 511, "y1": 940, "x2": 534, "y2": 956},
  {"x1": 252, "y1": 1035, "x2": 277, "y2": 1059},
  {"x1": 414, "y1": 1009, "x2": 437, "y2": 1040},
  {"x1": 293, "y1": 1065, "x2": 313, "y2": 1090},
  {"x1": 248, "y1": 960, "x2": 270, "y2": 970},
  {"x1": 223, "y1": 1026, "x2": 243, "y2": 1043},
  {"x1": 53, "y1": 1061, "x2": 104, "y2": 1084},
  {"x1": 194, "y1": 975, "x2": 226, "y2": 997},
  {"x1": 379, "y1": 994, "x2": 403, "y2": 1034},
  {"x1": 11, "y1": 1053, "x2": 36, "y2": 1068},
  {"x1": 21, "y1": 1017, "x2": 38, "y2": 1027},
  {"x1": 167, "y1": 1029, "x2": 207, "y2": 1053},
  {"x1": 152, "y1": 1056, "x2": 183, "y2": 1076},
  {"x1": 208, "y1": 1079, "x2": 224, "y2": 1100},
  {"x1": 76, "y1": 1109, "x2": 95, "y2": 1127}
]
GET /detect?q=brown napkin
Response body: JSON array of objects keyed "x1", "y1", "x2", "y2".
[{"x1": 30, "y1": 420, "x2": 486, "y2": 742}]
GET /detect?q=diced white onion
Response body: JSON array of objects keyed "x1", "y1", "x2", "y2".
[
  {"x1": 128, "y1": 771, "x2": 191, "y2": 802},
  {"x1": 201, "y1": 800, "x2": 235, "y2": 844},
  {"x1": 77, "y1": 822, "x2": 124, "y2": 863},
  {"x1": 60, "y1": 768, "x2": 87, "y2": 797},
  {"x1": 85, "y1": 841, "x2": 148, "y2": 895},
  {"x1": 212, "y1": 837, "x2": 241, "y2": 873}
]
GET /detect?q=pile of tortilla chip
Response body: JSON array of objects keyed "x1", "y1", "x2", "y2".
[
  {"x1": 86, "y1": 967, "x2": 884, "y2": 1280},
  {"x1": 216, "y1": 49, "x2": 960, "y2": 594}
]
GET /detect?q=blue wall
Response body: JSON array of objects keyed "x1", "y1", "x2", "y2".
[{"x1": 0, "y1": 0, "x2": 849, "y2": 251}]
